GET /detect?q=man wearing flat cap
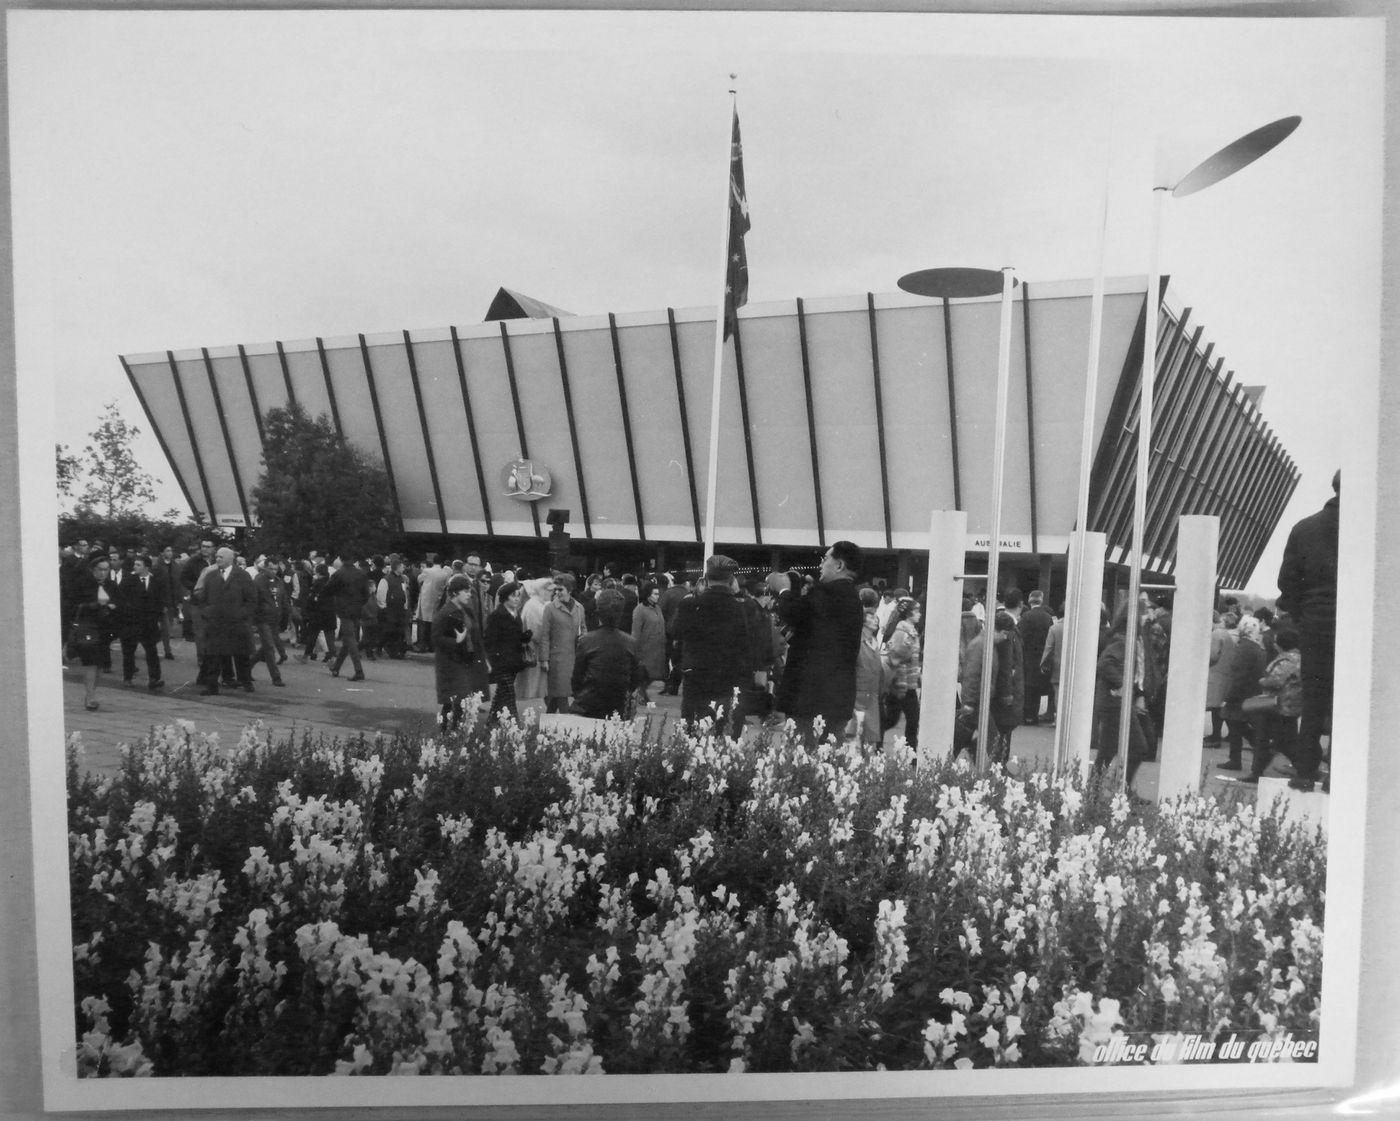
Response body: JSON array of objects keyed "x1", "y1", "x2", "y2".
[
  {"x1": 672, "y1": 555, "x2": 752, "y2": 731},
  {"x1": 771, "y1": 539, "x2": 866, "y2": 745}
]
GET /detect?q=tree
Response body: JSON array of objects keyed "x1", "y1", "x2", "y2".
[
  {"x1": 59, "y1": 508, "x2": 224, "y2": 558},
  {"x1": 56, "y1": 443, "x2": 81, "y2": 499},
  {"x1": 78, "y1": 402, "x2": 158, "y2": 519},
  {"x1": 249, "y1": 403, "x2": 400, "y2": 559}
]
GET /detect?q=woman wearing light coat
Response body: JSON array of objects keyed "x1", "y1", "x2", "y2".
[
  {"x1": 515, "y1": 577, "x2": 555, "y2": 703},
  {"x1": 1204, "y1": 611, "x2": 1236, "y2": 746},
  {"x1": 543, "y1": 573, "x2": 587, "y2": 713}
]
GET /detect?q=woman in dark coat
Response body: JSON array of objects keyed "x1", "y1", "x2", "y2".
[
  {"x1": 1092, "y1": 605, "x2": 1151, "y2": 792},
  {"x1": 433, "y1": 574, "x2": 486, "y2": 730},
  {"x1": 483, "y1": 581, "x2": 530, "y2": 723},
  {"x1": 989, "y1": 610, "x2": 1025, "y2": 761},
  {"x1": 631, "y1": 581, "x2": 668, "y2": 683},
  {"x1": 68, "y1": 552, "x2": 116, "y2": 710},
  {"x1": 298, "y1": 563, "x2": 337, "y2": 662},
  {"x1": 958, "y1": 608, "x2": 1023, "y2": 764}
]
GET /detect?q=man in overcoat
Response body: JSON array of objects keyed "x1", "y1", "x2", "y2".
[
  {"x1": 415, "y1": 554, "x2": 449, "y2": 652},
  {"x1": 116, "y1": 553, "x2": 167, "y2": 691},
  {"x1": 324, "y1": 556, "x2": 371, "y2": 680},
  {"x1": 672, "y1": 556, "x2": 752, "y2": 731},
  {"x1": 152, "y1": 544, "x2": 179, "y2": 660},
  {"x1": 250, "y1": 556, "x2": 286, "y2": 686},
  {"x1": 772, "y1": 540, "x2": 866, "y2": 745},
  {"x1": 195, "y1": 546, "x2": 256, "y2": 695},
  {"x1": 1018, "y1": 590, "x2": 1055, "y2": 725},
  {"x1": 1277, "y1": 469, "x2": 1339, "y2": 790}
]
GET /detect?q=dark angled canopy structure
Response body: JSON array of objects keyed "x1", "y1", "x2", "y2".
[
  {"x1": 483, "y1": 287, "x2": 573, "y2": 322},
  {"x1": 120, "y1": 275, "x2": 1298, "y2": 589}
]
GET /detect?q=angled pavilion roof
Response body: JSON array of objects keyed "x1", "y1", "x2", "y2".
[{"x1": 119, "y1": 275, "x2": 1298, "y2": 587}]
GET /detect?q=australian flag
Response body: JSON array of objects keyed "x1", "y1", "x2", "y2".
[{"x1": 724, "y1": 108, "x2": 750, "y2": 340}]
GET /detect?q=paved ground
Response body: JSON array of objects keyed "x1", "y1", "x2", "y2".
[{"x1": 61, "y1": 632, "x2": 1264, "y2": 804}]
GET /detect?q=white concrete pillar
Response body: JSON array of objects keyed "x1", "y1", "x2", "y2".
[
  {"x1": 1157, "y1": 515, "x2": 1219, "y2": 801},
  {"x1": 1058, "y1": 530, "x2": 1107, "y2": 776},
  {"x1": 919, "y1": 509, "x2": 969, "y2": 762}
]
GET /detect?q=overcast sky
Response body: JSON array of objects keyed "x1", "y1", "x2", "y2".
[{"x1": 8, "y1": 9, "x2": 1384, "y2": 592}]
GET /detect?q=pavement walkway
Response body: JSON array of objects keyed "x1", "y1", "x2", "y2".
[{"x1": 60, "y1": 633, "x2": 1263, "y2": 804}]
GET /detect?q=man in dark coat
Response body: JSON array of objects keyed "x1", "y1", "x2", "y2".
[
  {"x1": 194, "y1": 546, "x2": 256, "y2": 695},
  {"x1": 672, "y1": 556, "x2": 752, "y2": 731},
  {"x1": 115, "y1": 553, "x2": 167, "y2": 691},
  {"x1": 181, "y1": 539, "x2": 215, "y2": 646},
  {"x1": 772, "y1": 539, "x2": 866, "y2": 745},
  {"x1": 1018, "y1": 590, "x2": 1055, "y2": 724},
  {"x1": 250, "y1": 556, "x2": 286, "y2": 687},
  {"x1": 324, "y1": 556, "x2": 371, "y2": 681},
  {"x1": 378, "y1": 554, "x2": 412, "y2": 659},
  {"x1": 1277, "y1": 470, "x2": 1339, "y2": 790},
  {"x1": 618, "y1": 573, "x2": 641, "y2": 634},
  {"x1": 658, "y1": 574, "x2": 692, "y2": 694},
  {"x1": 571, "y1": 589, "x2": 649, "y2": 718},
  {"x1": 729, "y1": 579, "x2": 778, "y2": 736},
  {"x1": 152, "y1": 544, "x2": 179, "y2": 660}
]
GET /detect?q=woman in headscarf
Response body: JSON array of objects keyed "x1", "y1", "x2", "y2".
[
  {"x1": 68, "y1": 551, "x2": 116, "y2": 710},
  {"x1": 1219, "y1": 613, "x2": 1268, "y2": 774},
  {"x1": 849, "y1": 602, "x2": 887, "y2": 750},
  {"x1": 881, "y1": 596, "x2": 923, "y2": 748},
  {"x1": 1242, "y1": 625, "x2": 1303, "y2": 785},
  {"x1": 514, "y1": 576, "x2": 555, "y2": 708},
  {"x1": 956, "y1": 596, "x2": 982, "y2": 701}
]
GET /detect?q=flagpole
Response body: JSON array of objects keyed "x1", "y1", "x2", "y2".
[
  {"x1": 702, "y1": 83, "x2": 739, "y2": 561},
  {"x1": 1055, "y1": 79, "x2": 1115, "y2": 772}
]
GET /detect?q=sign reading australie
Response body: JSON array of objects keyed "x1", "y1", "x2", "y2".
[
  {"x1": 968, "y1": 535, "x2": 1028, "y2": 552},
  {"x1": 501, "y1": 458, "x2": 552, "y2": 501}
]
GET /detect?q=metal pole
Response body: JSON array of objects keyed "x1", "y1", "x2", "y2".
[
  {"x1": 1116, "y1": 186, "x2": 1168, "y2": 792},
  {"x1": 975, "y1": 266, "x2": 1017, "y2": 770}
]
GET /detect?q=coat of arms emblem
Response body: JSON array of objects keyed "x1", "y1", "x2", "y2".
[{"x1": 501, "y1": 458, "x2": 552, "y2": 500}]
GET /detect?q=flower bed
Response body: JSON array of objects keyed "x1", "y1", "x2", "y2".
[{"x1": 66, "y1": 710, "x2": 1325, "y2": 1077}]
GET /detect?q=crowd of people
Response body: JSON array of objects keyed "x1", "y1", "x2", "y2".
[
  {"x1": 58, "y1": 471, "x2": 1336, "y2": 789},
  {"x1": 56, "y1": 536, "x2": 920, "y2": 749}
]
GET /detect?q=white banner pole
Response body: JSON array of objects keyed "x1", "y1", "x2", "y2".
[{"x1": 920, "y1": 509, "x2": 969, "y2": 762}]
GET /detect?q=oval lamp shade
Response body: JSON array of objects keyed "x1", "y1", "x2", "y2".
[
  {"x1": 897, "y1": 267, "x2": 1016, "y2": 299},
  {"x1": 1172, "y1": 115, "x2": 1301, "y2": 198}
]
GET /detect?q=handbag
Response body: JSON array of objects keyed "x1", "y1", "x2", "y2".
[
  {"x1": 1240, "y1": 693, "x2": 1278, "y2": 716},
  {"x1": 66, "y1": 618, "x2": 99, "y2": 658}
]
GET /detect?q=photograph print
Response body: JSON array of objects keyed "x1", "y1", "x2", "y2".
[{"x1": 9, "y1": 7, "x2": 1386, "y2": 1113}]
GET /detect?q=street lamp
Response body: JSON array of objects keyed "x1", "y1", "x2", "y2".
[
  {"x1": 897, "y1": 264, "x2": 1018, "y2": 770},
  {"x1": 1114, "y1": 115, "x2": 1300, "y2": 792}
]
